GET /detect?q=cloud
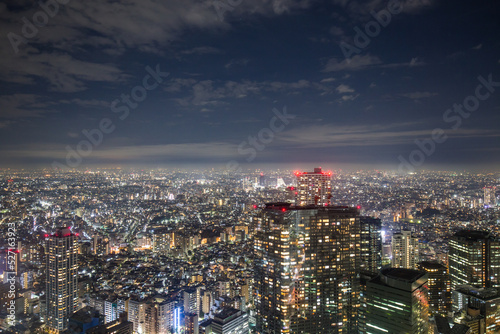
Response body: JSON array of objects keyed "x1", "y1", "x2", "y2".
[
  {"x1": 0, "y1": 94, "x2": 52, "y2": 118},
  {"x1": 225, "y1": 58, "x2": 250, "y2": 69},
  {"x1": 321, "y1": 77, "x2": 336, "y2": 83},
  {"x1": 472, "y1": 43, "x2": 482, "y2": 50},
  {"x1": 165, "y1": 78, "x2": 315, "y2": 106},
  {"x1": 330, "y1": 0, "x2": 436, "y2": 19},
  {"x1": 59, "y1": 99, "x2": 110, "y2": 108},
  {"x1": 0, "y1": 47, "x2": 126, "y2": 92},
  {"x1": 181, "y1": 46, "x2": 222, "y2": 55},
  {"x1": 2, "y1": 142, "x2": 239, "y2": 162},
  {"x1": 278, "y1": 124, "x2": 500, "y2": 148},
  {"x1": 336, "y1": 84, "x2": 355, "y2": 93},
  {"x1": 380, "y1": 57, "x2": 425, "y2": 69},
  {"x1": 0, "y1": 0, "x2": 313, "y2": 94},
  {"x1": 329, "y1": 26, "x2": 345, "y2": 37},
  {"x1": 0, "y1": 121, "x2": 14, "y2": 128},
  {"x1": 323, "y1": 56, "x2": 425, "y2": 73},
  {"x1": 341, "y1": 94, "x2": 359, "y2": 101},
  {"x1": 400, "y1": 91, "x2": 438, "y2": 99},
  {"x1": 323, "y1": 54, "x2": 382, "y2": 72}
]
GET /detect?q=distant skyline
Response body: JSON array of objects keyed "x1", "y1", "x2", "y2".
[{"x1": 0, "y1": 0, "x2": 499, "y2": 170}]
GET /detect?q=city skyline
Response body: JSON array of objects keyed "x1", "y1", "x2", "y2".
[{"x1": 0, "y1": 0, "x2": 499, "y2": 170}]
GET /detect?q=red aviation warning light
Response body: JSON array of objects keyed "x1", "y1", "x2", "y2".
[
  {"x1": 294, "y1": 170, "x2": 301, "y2": 176},
  {"x1": 281, "y1": 208, "x2": 287, "y2": 212},
  {"x1": 253, "y1": 205, "x2": 258, "y2": 209},
  {"x1": 356, "y1": 205, "x2": 361, "y2": 210}
]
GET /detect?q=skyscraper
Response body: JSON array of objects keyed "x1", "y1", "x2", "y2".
[
  {"x1": 360, "y1": 216, "x2": 382, "y2": 274},
  {"x1": 254, "y1": 203, "x2": 360, "y2": 334},
  {"x1": 362, "y1": 268, "x2": 429, "y2": 334},
  {"x1": 46, "y1": 227, "x2": 79, "y2": 333},
  {"x1": 449, "y1": 230, "x2": 500, "y2": 310},
  {"x1": 417, "y1": 261, "x2": 451, "y2": 316},
  {"x1": 484, "y1": 186, "x2": 496, "y2": 207},
  {"x1": 295, "y1": 167, "x2": 332, "y2": 206},
  {"x1": 391, "y1": 231, "x2": 419, "y2": 269}
]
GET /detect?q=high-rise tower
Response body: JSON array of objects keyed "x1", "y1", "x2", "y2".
[
  {"x1": 295, "y1": 167, "x2": 332, "y2": 206},
  {"x1": 391, "y1": 231, "x2": 419, "y2": 269},
  {"x1": 360, "y1": 216, "x2": 382, "y2": 274},
  {"x1": 46, "y1": 227, "x2": 79, "y2": 333},
  {"x1": 449, "y1": 230, "x2": 500, "y2": 310},
  {"x1": 417, "y1": 261, "x2": 451, "y2": 316},
  {"x1": 484, "y1": 186, "x2": 496, "y2": 207},
  {"x1": 362, "y1": 268, "x2": 429, "y2": 334},
  {"x1": 254, "y1": 203, "x2": 360, "y2": 334}
]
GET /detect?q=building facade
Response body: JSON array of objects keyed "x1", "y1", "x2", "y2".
[
  {"x1": 391, "y1": 231, "x2": 419, "y2": 269},
  {"x1": 449, "y1": 230, "x2": 500, "y2": 310},
  {"x1": 362, "y1": 268, "x2": 429, "y2": 334},
  {"x1": 360, "y1": 216, "x2": 382, "y2": 274},
  {"x1": 46, "y1": 227, "x2": 79, "y2": 333},
  {"x1": 295, "y1": 168, "x2": 332, "y2": 206},
  {"x1": 417, "y1": 261, "x2": 451, "y2": 316},
  {"x1": 254, "y1": 203, "x2": 360, "y2": 334}
]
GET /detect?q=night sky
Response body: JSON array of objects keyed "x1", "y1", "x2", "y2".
[{"x1": 0, "y1": 0, "x2": 499, "y2": 171}]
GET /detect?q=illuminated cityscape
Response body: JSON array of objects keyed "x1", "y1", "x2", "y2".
[
  {"x1": 0, "y1": 0, "x2": 499, "y2": 333},
  {"x1": 0, "y1": 168, "x2": 497, "y2": 333}
]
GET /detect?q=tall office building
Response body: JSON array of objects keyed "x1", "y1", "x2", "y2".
[
  {"x1": 449, "y1": 230, "x2": 500, "y2": 310},
  {"x1": 362, "y1": 268, "x2": 429, "y2": 334},
  {"x1": 46, "y1": 227, "x2": 79, "y2": 333},
  {"x1": 360, "y1": 216, "x2": 382, "y2": 274},
  {"x1": 295, "y1": 167, "x2": 332, "y2": 206},
  {"x1": 417, "y1": 261, "x2": 451, "y2": 316},
  {"x1": 254, "y1": 203, "x2": 360, "y2": 334},
  {"x1": 391, "y1": 231, "x2": 419, "y2": 269},
  {"x1": 484, "y1": 186, "x2": 496, "y2": 207},
  {"x1": 454, "y1": 285, "x2": 500, "y2": 334}
]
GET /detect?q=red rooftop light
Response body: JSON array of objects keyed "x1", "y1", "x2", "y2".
[
  {"x1": 44, "y1": 234, "x2": 49, "y2": 238},
  {"x1": 253, "y1": 205, "x2": 257, "y2": 209},
  {"x1": 281, "y1": 208, "x2": 286, "y2": 212},
  {"x1": 356, "y1": 205, "x2": 361, "y2": 210}
]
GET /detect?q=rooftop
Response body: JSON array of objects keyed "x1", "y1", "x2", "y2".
[{"x1": 381, "y1": 268, "x2": 425, "y2": 282}]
